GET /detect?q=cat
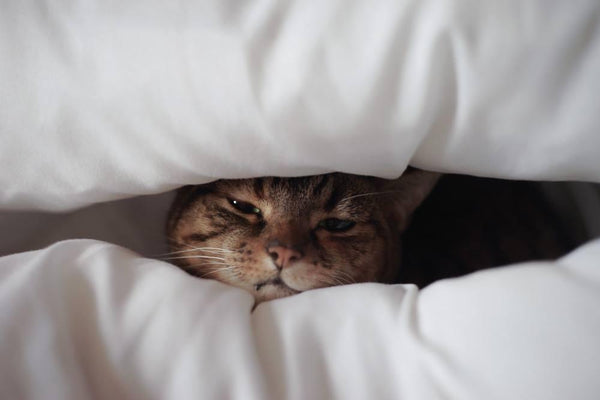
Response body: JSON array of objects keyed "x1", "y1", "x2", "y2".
[{"x1": 166, "y1": 169, "x2": 440, "y2": 303}]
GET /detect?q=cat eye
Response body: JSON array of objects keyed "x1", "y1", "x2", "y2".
[
  {"x1": 228, "y1": 198, "x2": 261, "y2": 215},
  {"x1": 318, "y1": 218, "x2": 356, "y2": 232}
]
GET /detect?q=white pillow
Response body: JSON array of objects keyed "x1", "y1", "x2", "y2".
[
  {"x1": 1, "y1": 0, "x2": 600, "y2": 211},
  {"x1": 1, "y1": 239, "x2": 599, "y2": 399}
]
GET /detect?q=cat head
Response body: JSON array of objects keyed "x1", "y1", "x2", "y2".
[{"x1": 166, "y1": 169, "x2": 439, "y2": 303}]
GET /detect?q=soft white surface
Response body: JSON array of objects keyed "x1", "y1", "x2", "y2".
[
  {"x1": 2, "y1": 0, "x2": 600, "y2": 211},
  {"x1": 2, "y1": 1, "x2": 600, "y2": 399},
  {"x1": 1, "y1": 239, "x2": 599, "y2": 400}
]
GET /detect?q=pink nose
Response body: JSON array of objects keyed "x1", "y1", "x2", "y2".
[{"x1": 267, "y1": 245, "x2": 303, "y2": 269}]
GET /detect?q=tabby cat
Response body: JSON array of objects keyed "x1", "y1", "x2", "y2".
[
  {"x1": 166, "y1": 169, "x2": 439, "y2": 302},
  {"x1": 166, "y1": 170, "x2": 575, "y2": 303}
]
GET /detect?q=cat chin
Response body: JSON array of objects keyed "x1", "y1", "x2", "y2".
[{"x1": 252, "y1": 278, "x2": 301, "y2": 302}]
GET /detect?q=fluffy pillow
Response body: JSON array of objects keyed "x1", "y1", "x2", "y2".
[
  {"x1": 1, "y1": 0, "x2": 599, "y2": 211},
  {"x1": 1, "y1": 239, "x2": 599, "y2": 399}
]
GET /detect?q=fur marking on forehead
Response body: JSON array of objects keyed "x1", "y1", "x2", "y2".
[{"x1": 213, "y1": 173, "x2": 386, "y2": 219}]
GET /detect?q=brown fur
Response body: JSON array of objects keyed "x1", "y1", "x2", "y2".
[{"x1": 166, "y1": 169, "x2": 439, "y2": 303}]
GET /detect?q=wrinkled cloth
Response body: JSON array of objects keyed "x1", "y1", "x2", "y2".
[
  {"x1": 1, "y1": 0, "x2": 599, "y2": 211},
  {"x1": 1, "y1": 239, "x2": 599, "y2": 399}
]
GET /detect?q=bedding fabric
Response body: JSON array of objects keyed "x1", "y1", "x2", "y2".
[
  {"x1": 2, "y1": 1, "x2": 600, "y2": 399},
  {"x1": 1, "y1": 0, "x2": 600, "y2": 211},
  {"x1": 0, "y1": 239, "x2": 599, "y2": 400}
]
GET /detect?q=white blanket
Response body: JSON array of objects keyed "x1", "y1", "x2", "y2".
[
  {"x1": 2, "y1": 1, "x2": 600, "y2": 399},
  {"x1": 1, "y1": 239, "x2": 599, "y2": 399},
  {"x1": 1, "y1": 0, "x2": 600, "y2": 211}
]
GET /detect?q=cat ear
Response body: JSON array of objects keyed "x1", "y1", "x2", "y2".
[{"x1": 384, "y1": 168, "x2": 441, "y2": 231}]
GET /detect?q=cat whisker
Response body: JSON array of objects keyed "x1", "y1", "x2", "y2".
[
  {"x1": 322, "y1": 271, "x2": 344, "y2": 287},
  {"x1": 181, "y1": 246, "x2": 234, "y2": 253},
  {"x1": 332, "y1": 269, "x2": 357, "y2": 285},
  {"x1": 181, "y1": 265, "x2": 226, "y2": 276},
  {"x1": 157, "y1": 246, "x2": 235, "y2": 257},
  {"x1": 160, "y1": 255, "x2": 227, "y2": 262},
  {"x1": 200, "y1": 265, "x2": 235, "y2": 271},
  {"x1": 327, "y1": 275, "x2": 346, "y2": 287},
  {"x1": 339, "y1": 269, "x2": 357, "y2": 282},
  {"x1": 198, "y1": 270, "x2": 222, "y2": 279},
  {"x1": 341, "y1": 190, "x2": 403, "y2": 203},
  {"x1": 165, "y1": 237, "x2": 234, "y2": 251},
  {"x1": 334, "y1": 277, "x2": 352, "y2": 286},
  {"x1": 187, "y1": 261, "x2": 230, "y2": 267},
  {"x1": 198, "y1": 265, "x2": 238, "y2": 279},
  {"x1": 185, "y1": 261, "x2": 234, "y2": 269},
  {"x1": 203, "y1": 262, "x2": 233, "y2": 266},
  {"x1": 159, "y1": 250, "x2": 231, "y2": 257}
]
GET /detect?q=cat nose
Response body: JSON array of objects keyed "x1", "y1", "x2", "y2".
[{"x1": 266, "y1": 244, "x2": 303, "y2": 270}]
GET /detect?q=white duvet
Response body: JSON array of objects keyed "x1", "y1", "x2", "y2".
[
  {"x1": 1, "y1": 239, "x2": 599, "y2": 400},
  {"x1": 1, "y1": 1, "x2": 600, "y2": 399}
]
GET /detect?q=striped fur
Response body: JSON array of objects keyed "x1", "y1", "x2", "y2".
[{"x1": 166, "y1": 170, "x2": 439, "y2": 303}]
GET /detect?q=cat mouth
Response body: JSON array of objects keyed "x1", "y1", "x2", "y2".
[{"x1": 254, "y1": 277, "x2": 300, "y2": 293}]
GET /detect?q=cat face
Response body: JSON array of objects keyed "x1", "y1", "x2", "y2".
[{"x1": 166, "y1": 170, "x2": 438, "y2": 303}]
